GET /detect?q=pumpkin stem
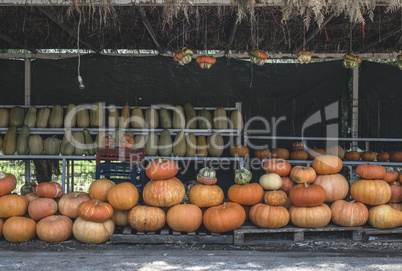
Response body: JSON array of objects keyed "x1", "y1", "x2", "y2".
[
  {"x1": 95, "y1": 200, "x2": 99, "y2": 205},
  {"x1": 74, "y1": 193, "x2": 81, "y2": 198},
  {"x1": 223, "y1": 202, "x2": 226, "y2": 209},
  {"x1": 304, "y1": 182, "x2": 308, "y2": 188},
  {"x1": 157, "y1": 156, "x2": 163, "y2": 163},
  {"x1": 350, "y1": 200, "x2": 356, "y2": 203}
]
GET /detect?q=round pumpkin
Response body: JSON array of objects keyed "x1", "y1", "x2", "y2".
[
  {"x1": 263, "y1": 159, "x2": 291, "y2": 176},
  {"x1": 35, "y1": 182, "x2": 63, "y2": 198},
  {"x1": 384, "y1": 168, "x2": 399, "y2": 183},
  {"x1": 0, "y1": 173, "x2": 17, "y2": 196},
  {"x1": 290, "y1": 150, "x2": 308, "y2": 160},
  {"x1": 228, "y1": 183, "x2": 264, "y2": 205},
  {"x1": 350, "y1": 179, "x2": 391, "y2": 205},
  {"x1": 387, "y1": 202, "x2": 402, "y2": 211},
  {"x1": 249, "y1": 203, "x2": 289, "y2": 229},
  {"x1": 307, "y1": 148, "x2": 326, "y2": 160},
  {"x1": 312, "y1": 155, "x2": 343, "y2": 174},
  {"x1": 112, "y1": 209, "x2": 129, "y2": 226},
  {"x1": 88, "y1": 178, "x2": 116, "y2": 201},
  {"x1": 290, "y1": 166, "x2": 316, "y2": 184},
  {"x1": 271, "y1": 148, "x2": 290, "y2": 159},
  {"x1": 254, "y1": 148, "x2": 270, "y2": 159},
  {"x1": 189, "y1": 184, "x2": 224, "y2": 208},
  {"x1": 0, "y1": 194, "x2": 28, "y2": 218},
  {"x1": 326, "y1": 146, "x2": 345, "y2": 159},
  {"x1": 390, "y1": 151, "x2": 402, "y2": 162},
  {"x1": 0, "y1": 218, "x2": 3, "y2": 238},
  {"x1": 73, "y1": 217, "x2": 115, "y2": 244},
  {"x1": 356, "y1": 164, "x2": 386, "y2": 179},
  {"x1": 330, "y1": 200, "x2": 369, "y2": 227},
  {"x1": 196, "y1": 167, "x2": 217, "y2": 185},
  {"x1": 203, "y1": 202, "x2": 246, "y2": 233},
  {"x1": 78, "y1": 199, "x2": 113, "y2": 222},
  {"x1": 289, "y1": 204, "x2": 331, "y2": 228},
  {"x1": 389, "y1": 181, "x2": 402, "y2": 203},
  {"x1": 28, "y1": 198, "x2": 58, "y2": 220},
  {"x1": 143, "y1": 177, "x2": 185, "y2": 207},
  {"x1": 36, "y1": 215, "x2": 73, "y2": 242},
  {"x1": 264, "y1": 190, "x2": 288, "y2": 206},
  {"x1": 344, "y1": 151, "x2": 360, "y2": 161},
  {"x1": 241, "y1": 204, "x2": 252, "y2": 221},
  {"x1": 361, "y1": 151, "x2": 376, "y2": 161},
  {"x1": 128, "y1": 205, "x2": 166, "y2": 232},
  {"x1": 377, "y1": 152, "x2": 389, "y2": 162},
  {"x1": 368, "y1": 205, "x2": 401, "y2": 229},
  {"x1": 313, "y1": 174, "x2": 349, "y2": 203},
  {"x1": 230, "y1": 145, "x2": 249, "y2": 157},
  {"x1": 259, "y1": 173, "x2": 282, "y2": 190},
  {"x1": 289, "y1": 183, "x2": 326, "y2": 207},
  {"x1": 107, "y1": 182, "x2": 139, "y2": 210},
  {"x1": 279, "y1": 176, "x2": 295, "y2": 195},
  {"x1": 167, "y1": 204, "x2": 202, "y2": 232},
  {"x1": 58, "y1": 192, "x2": 91, "y2": 219},
  {"x1": 145, "y1": 158, "x2": 178, "y2": 180},
  {"x1": 24, "y1": 193, "x2": 38, "y2": 203},
  {"x1": 3, "y1": 216, "x2": 36, "y2": 243}
]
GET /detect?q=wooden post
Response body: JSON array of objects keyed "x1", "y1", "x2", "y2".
[{"x1": 351, "y1": 68, "x2": 359, "y2": 185}]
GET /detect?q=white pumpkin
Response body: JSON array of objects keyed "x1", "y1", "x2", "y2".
[{"x1": 259, "y1": 173, "x2": 282, "y2": 190}]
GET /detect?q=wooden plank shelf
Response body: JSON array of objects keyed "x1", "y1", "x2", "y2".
[
  {"x1": 362, "y1": 226, "x2": 402, "y2": 242},
  {"x1": 110, "y1": 226, "x2": 233, "y2": 244}
]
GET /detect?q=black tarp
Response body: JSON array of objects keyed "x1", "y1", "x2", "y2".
[{"x1": 0, "y1": 59, "x2": 24, "y2": 105}]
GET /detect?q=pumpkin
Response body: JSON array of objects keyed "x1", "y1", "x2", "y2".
[
  {"x1": 28, "y1": 198, "x2": 58, "y2": 220},
  {"x1": 384, "y1": 168, "x2": 399, "y2": 183},
  {"x1": 128, "y1": 205, "x2": 166, "y2": 232},
  {"x1": 130, "y1": 107, "x2": 144, "y2": 128},
  {"x1": 290, "y1": 166, "x2": 316, "y2": 184},
  {"x1": 173, "y1": 48, "x2": 193, "y2": 65},
  {"x1": 145, "y1": 158, "x2": 178, "y2": 180},
  {"x1": 271, "y1": 148, "x2": 290, "y2": 159},
  {"x1": 88, "y1": 178, "x2": 116, "y2": 201},
  {"x1": 368, "y1": 205, "x2": 401, "y2": 229},
  {"x1": 313, "y1": 174, "x2": 349, "y2": 203},
  {"x1": 281, "y1": 197, "x2": 293, "y2": 210},
  {"x1": 290, "y1": 150, "x2": 308, "y2": 160},
  {"x1": 198, "y1": 109, "x2": 213, "y2": 129},
  {"x1": 159, "y1": 108, "x2": 172, "y2": 129},
  {"x1": 231, "y1": 110, "x2": 243, "y2": 131},
  {"x1": 230, "y1": 145, "x2": 249, "y2": 157},
  {"x1": 186, "y1": 133, "x2": 197, "y2": 157},
  {"x1": 44, "y1": 136, "x2": 61, "y2": 155},
  {"x1": 228, "y1": 183, "x2": 264, "y2": 205},
  {"x1": 350, "y1": 179, "x2": 391, "y2": 205},
  {"x1": 36, "y1": 107, "x2": 51, "y2": 128},
  {"x1": 263, "y1": 159, "x2": 291, "y2": 176},
  {"x1": 389, "y1": 181, "x2": 402, "y2": 203},
  {"x1": 196, "y1": 55, "x2": 216, "y2": 69},
  {"x1": 173, "y1": 105, "x2": 185, "y2": 129},
  {"x1": 184, "y1": 102, "x2": 197, "y2": 129},
  {"x1": 203, "y1": 202, "x2": 246, "y2": 233},
  {"x1": 344, "y1": 151, "x2": 361, "y2": 161},
  {"x1": 249, "y1": 203, "x2": 290, "y2": 229},
  {"x1": 3, "y1": 126, "x2": 17, "y2": 155},
  {"x1": 143, "y1": 177, "x2": 185, "y2": 207},
  {"x1": 196, "y1": 167, "x2": 217, "y2": 185},
  {"x1": 326, "y1": 146, "x2": 345, "y2": 159},
  {"x1": 390, "y1": 151, "x2": 402, "y2": 162},
  {"x1": 264, "y1": 190, "x2": 288, "y2": 206},
  {"x1": 213, "y1": 107, "x2": 228, "y2": 129},
  {"x1": 330, "y1": 200, "x2": 369, "y2": 227},
  {"x1": 296, "y1": 50, "x2": 313, "y2": 63},
  {"x1": 112, "y1": 209, "x2": 129, "y2": 226},
  {"x1": 58, "y1": 191, "x2": 91, "y2": 219},
  {"x1": 49, "y1": 105, "x2": 64, "y2": 128},
  {"x1": 28, "y1": 134, "x2": 44, "y2": 155},
  {"x1": 119, "y1": 103, "x2": 130, "y2": 128},
  {"x1": 196, "y1": 135, "x2": 208, "y2": 157},
  {"x1": 0, "y1": 194, "x2": 28, "y2": 218},
  {"x1": 64, "y1": 104, "x2": 76, "y2": 128},
  {"x1": 0, "y1": 218, "x2": 2, "y2": 238},
  {"x1": 259, "y1": 173, "x2": 282, "y2": 190},
  {"x1": 144, "y1": 132, "x2": 159, "y2": 156},
  {"x1": 158, "y1": 129, "x2": 173, "y2": 156},
  {"x1": 249, "y1": 49, "x2": 268, "y2": 65},
  {"x1": 107, "y1": 182, "x2": 139, "y2": 210},
  {"x1": 145, "y1": 107, "x2": 159, "y2": 129},
  {"x1": 0, "y1": 108, "x2": 9, "y2": 127},
  {"x1": 307, "y1": 148, "x2": 326, "y2": 160},
  {"x1": 289, "y1": 204, "x2": 331, "y2": 228},
  {"x1": 36, "y1": 182, "x2": 63, "y2": 198},
  {"x1": 73, "y1": 217, "x2": 115, "y2": 244},
  {"x1": 234, "y1": 167, "x2": 252, "y2": 185},
  {"x1": 24, "y1": 193, "x2": 38, "y2": 203},
  {"x1": 173, "y1": 131, "x2": 186, "y2": 157},
  {"x1": 78, "y1": 199, "x2": 113, "y2": 222},
  {"x1": 0, "y1": 172, "x2": 17, "y2": 196},
  {"x1": 292, "y1": 141, "x2": 304, "y2": 151},
  {"x1": 254, "y1": 148, "x2": 270, "y2": 159},
  {"x1": 167, "y1": 204, "x2": 202, "y2": 232},
  {"x1": 355, "y1": 164, "x2": 386, "y2": 179},
  {"x1": 377, "y1": 152, "x2": 389, "y2": 162},
  {"x1": 312, "y1": 155, "x2": 343, "y2": 174},
  {"x1": 189, "y1": 184, "x2": 224, "y2": 208},
  {"x1": 3, "y1": 216, "x2": 36, "y2": 243},
  {"x1": 289, "y1": 183, "x2": 326, "y2": 207},
  {"x1": 36, "y1": 215, "x2": 73, "y2": 243},
  {"x1": 23, "y1": 106, "x2": 36, "y2": 128},
  {"x1": 207, "y1": 133, "x2": 224, "y2": 157},
  {"x1": 9, "y1": 106, "x2": 25, "y2": 127},
  {"x1": 361, "y1": 151, "x2": 376, "y2": 161},
  {"x1": 387, "y1": 203, "x2": 402, "y2": 211},
  {"x1": 279, "y1": 176, "x2": 295, "y2": 195}
]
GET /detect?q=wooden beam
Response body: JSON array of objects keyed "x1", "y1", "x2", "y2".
[
  {"x1": 225, "y1": 14, "x2": 239, "y2": 55},
  {"x1": 139, "y1": 7, "x2": 164, "y2": 53},
  {"x1": 0, "y1": 33, "x2": 38, "y2": 53},
  {"x1": 355, "y1": 26, "x2": 402, "y2": 53},
  {"x1": 37, "y1": 6, "x2": 98, "y2": 53}
]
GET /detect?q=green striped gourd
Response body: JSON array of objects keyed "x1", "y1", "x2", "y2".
[
  {"x1": 90, "y1": 102, "x2": 104, "y2": 127},
  {"x1": 0, "y1": 108, "x2": 9, "y2": 127},
  {"x1": 173, "y1": 105, "x2": 185, "y2": 129},
  {"x1": 9, "y1": 106, "x2": 25, "y2": 127},
  {"x1": 29, "y1": 135, "x2": 44, "y2": 155},
  {"x1": 36, "y1": 107, "x2": 51, "y2": 128},
  {"x1": 17, "y1": 126, "x2": 30, "y2": 155},
  {"x1": 213, "y1": 107, "x2": 228, "y2": 129},
  {"x1": 23, "y1": 106, "x2": 37, "y2": 128},
  {"x1": 145, "y1": 132, "x2": 158, "y2": 156},
  {"x1": 207, "y1": 133, "x2": 224, "y2": 157},
  {"x1": 159, "y1": 129, "x2": 172, "y2": 156},
  {"x1": 3, "y1": 126, "x2": 17, "y2": 155},
  {"x1": 49, "y1": 105, "x2": 64, "y2": 128},
  {"x1": 186, "y1": 133, "x2": 197, "y2": 157},
  {"x1": 64, "y1": 104, "x2": 76, "y2": 128},
  {"x1": 145, "y1": 107, "x2": 159, "y2": 129},
  {"x1": 131, "y1": 107, "x2": 144, "y2": 129},
  {"x1": 44, "y1": 136, "x2": 61, "y2": 155}
]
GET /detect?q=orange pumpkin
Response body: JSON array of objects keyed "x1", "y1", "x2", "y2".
[
  {"x1": 227, "y1": 183, "x2": 264, "y2": 206},
  {"x1": 290, "y1": 150, "x2": 308, "y2": 160},
  {"x1": 73, "y1": 217, "x2": 115, "y2": 244},
  {"x1": 326, "y1": 146, "x2": 345, "y2": 159},
  {"x1": 0, "y1": 194, "x2": 28, "y2": 218},
  {"x1": 279, "y1": 176, "x2": 295, "y2": 195},
  {"x1": 145, "y1": 158, "x2": 178, "y2": 180},
  {"x1": 230, "y1": 145, "x2": 249, "y2": 157},
  {"x1": 254, "y1": 148, "x2": 270, "y2": 159},
  {"x1": 0, "y1": 173, "x2": 17, "y2": 196},
  {"x1": 289, "y1": 183, "x2": 326, "y2": 207},
  {"x1": 128, "y1": 205, "x2": 166, "y2": 232},
  {"x1": 203, "y1": 202, "x2": 246, "y2": 233},
  {"x1": 377, "y1": 152, "x2": 389, "y2": 162},
  {"x1": 290, "y1": 166, "x2": 316, "y2": 184},
  {"x1": 28, "y1": 198, "x2": 58, "y2": 220},
  {"x1": 350, "y1": 179, "x2": 391, "y2": 205},
  {"x1": 263, "y1": 190, "x2": 288, "y2": 206},
  {"x1": 368, "y1": 205, "x2": 402, "y2": 229},
  {"x1": 313, "y1": 174, "x2": 349, "y2": 203},
  {"x1": 143, "y1": 177, "x2": 185, "y2": 207},
  {"x1": 107, "y1": 182, "x2": 139, "y2": 210},
  {"x1": 167, "y1": 204, "x2": 202, "y2": 232},
  {"x1": 263, "y1": 158, "x2": 291, "y2": 176},
  {"x1": 289, "y1": 204, "x2": 331, "y2": 228},
  {"x1": 307, "y1": 148, "x2": 326, "y2": 160},
  {"x1": 112, "y1": 209, "x2": 129, "y2": 226},
  {"x1": 35, "y1": 182, "x2": 63, "y2": 198},
  {"x1": 384, "y1": 168, "x2": 399, "y2": 183},
  {"x1": 78, "y1": 199, "x2": 114, "y2": 222},
  {"x1": 36, "y1": 215, "x2": 73, "y2": 243},
  {"x1": 312, "y1": 155, "x2": 343, "y2": 174},
  {"x1": 390, "y1": 151, "x2": 402, "y2": 162},
  {"x1": 361, "y1": 151, "x2": 376, "y2": 161},
  {"x1": 249, "y1": 203, "x2": 289, "y2": 229},
  {"x1": 88, "y1": 178, "x2": 116, "y2": 201},
  {"x1": 189, "y1": 184, "x2": 224, "y2": 208},
  {"x1": 344, "y1": 151, "x2": 361, "y2": 161},
  {"x1": 196, "y1": 55, "x2": 216, "y2": 69},
  {"x1": 330, "y1": 200, "x2": 369, "y2": 227},
  {"x1": 356, "y1": 164, "x2": 386, "y2": 179},
  {"x1": 120, "y1": 135, "x2": 134, "y2": 148},
  {"x1": 271, "y1": 148, "x2": 290, "y2": 159},
  {"x1": 3, "y1": 216, "x2": 36, "y2": 243},
  {"x1": 389, "y1": 181, "x2": 402, "y2": 203},
  {"x1": 58, "y1": 192, "x2": 91, "y2": 219}
]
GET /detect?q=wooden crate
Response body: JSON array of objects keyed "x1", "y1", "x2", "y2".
[{"x1": 362, "y1": 226, "x2": 402, "y2": 242}]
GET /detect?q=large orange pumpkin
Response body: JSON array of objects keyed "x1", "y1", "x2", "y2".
[
  {"x1": 249, "y1": 203, "x2": 289, "y2": 229},
  {"x1": 390, "y1": 151, "x2": 402, "y2": 162},
  {"x1": 344, "y1": 151, "x2": 360, "y2": 161},
  {"x1": 35, "y1": 182, "x2": 63, "y2": 198},
  {"x1": 203, "y1": 202, "x2": 246, "y2": 233},
  {"x1": 361, "y1": 151, "x2": 376, "y2": 161},
  {"x1": 271, "y1": 148, "x2": 290, "y2": 159},
  {"x1": 3, "y1": 216, "x2": 36, "y2": 243},
  {"x1": 384, "y1": 168, "x2": 399, "y2": 183},
  {"x1": 0, "y1": 194, "x2": 28, "y2": 218},
  {"x1": 73, "y1": 217, "x2": 115, "y2": 244},
  {"x1": 356, "y1": 164, "x2": 386, "y2": 179},
  {"x1": 28, "y1": 198, "x2": 58, "y2": 220},
  {"x1": 290, "y1": 166, "x2": 316, "y2": 184},
  {"x1": 377, "y1": 152, "x2": 389, "y2": 162},
  {"x1": 167, "y1": 204, "x2": 202, "y2": 232},
  {"x1": 78, "y1": 199, "x2": 114, "y2": 222},
  {"x1": 107, "y1": 182, "x2": 139, "y2": 210},
  {"x1": 279, "y1": 176, "x2": 295, "y2": 195},
  {"x1": 128, "y1": 205, "x2": 166, "y2": 232},
  {"x1": 264, "y1": 190, "x2": 288, "y2": 206},
  {"x1": 143, "y1": 177, "x2": 185, "y2": 207},
  {"x1": 112, "y1": 209, "x2": 129, "y2": 226},
  {"x1": 289, "y1": 204, "x2": 331, "y2": 228},
  {"x1": 350, "y1": 179, "x2": 391, "y2": 205},
  {"x1": 289, "y1": 183, "x2": 326, "y2": 207},
  {"x1": 368, "y1": 205, "x2": 401, "y2": 229},
  {"x1": 58, "y1": 192, "x2": 91, "y2": 219},
  {"x1": 227, "y1": 183, "x2": 264, "y2": 206},
  {"x1": 145, "y1": 158, "x2": 178, "y2": 180},
  {"x1": 36, "y1": 215, "x2": 73, "y2": 243},
  {"x1": 307, "y1": 148, "x2": 326, "y2": 160},
  {"x1": 290, "y1": 150, "x2": 308, "y2": 160},
  {"x1": 230, "y1": 145, "x2": 249, "y2": 157},
  {"x1": 88, "y1": 178, "x2": 116, "y2": 201},
  {"x1": 312, "y1": 155, "x2": 343, "y2": 174},
  {"x1": 0, "y1": 173, "x2": 17, "y2": 196},
  {"x1": 189, "y1": 184, "x2": 224, "y2": 208},
  {"x1": 389, "y1": 181, "x2": 402, "y2": 203},
  {"x1": 330, "y1": 200, "x2": 369, "y2": 227},
  {"x1": 263, "y1": 159, "x2": 291, "y2": 176},
  {"x1": 313, "y1": 174, "x2": 349, "y2": 203},
  {"x1": 254, "y1": 148, "x2": 270, "y2": 159}
]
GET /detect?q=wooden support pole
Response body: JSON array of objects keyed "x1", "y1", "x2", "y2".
[{"x1": 139, "y1": 7, "x2": 164, "y2": 54}]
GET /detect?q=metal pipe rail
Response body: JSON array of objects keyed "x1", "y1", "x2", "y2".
[{"x1": 257, "y1": 158, "x2": 402, "y2": 167}]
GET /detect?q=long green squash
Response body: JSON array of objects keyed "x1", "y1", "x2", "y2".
[
  {"x1": 61, "y1": 129, "x2": 75, "y2": 155},
  {"x1": 134, "y1": 135, "x2": 146, "y2": 149},
  {"x1": 184, "y1": 102, "x2": 197, "y2": 129},
  {"x1": 120, "y1": 103, "x2": 130, "y2": 128},
  {"x1": 49, "y1": 105, "x2": 64, "y2": 128},
  {"x1": 108, "y1": 106, "x2": 119, "y2": 128},
  {"x1": 90, "y1": 102, "x2": 104, "y2": 127},
  {"x1": 231, "y1": 110, "x2": 243, "y2": 131},
  {"x1": 3, "y1": 126, "x2": 17, "y2": 155},
  {"x1": 44, "y1": 136, "x2": 61, "y2": 155},
  {"x1": 131, "y1": 107, "x2": 144, "y2": 129},
  {"x1": 213, "y1": 107, "x2": 228, "y2": 129},
  {"x1": 95, "y1": 131, "x2": 108, "y2": 149},
  {"x1": 9, "y1": 106, "x2": 25, "y2": 127},
  {"x1": 159, "y1": 109, "x2": 172, "y2": 129},
  {"x1": 83, "y1": 129, "x2": 95, "y2": 156},
  {"x1": 173, "y1": 131, "x2": 186, "y2": 157},
  {"x1": 36, "y1": 107, "x2": 51, "y2": 128},
  {"x1": 73, "y1": 131, "x2": 85, "y2": 156},
  {"x1": 196, "y1": 135, "x2": 208, "y2": 157},
  {"x1": 23, "y1": 106, "x2": 37, "y2": 128},
  {"x1": 76, "y1": 106, "x2": 89, "y2": 128},
  {"x1": 159, "y1": 129, "x2": 172, "y2": 156},
  {"x1": 28, "y1": 135, "x2": 44, "y2": 155},
  {"x1": 207, "y1": 133, "x2": 224, "y2": 157},
  {"x1": 145, "y1": 132, "x2": 158, "y2": 156},
  {"x1": 17, "y1": 126, "x2": 30, "y2": 155},
  {"x1": 173, "y1": 105, "x2": 185, "y2": 129},
  {"x1": 64, "y1": 104, "x2": 76, "y2": 128},
  {"x1": 0, "y1": 108, "x2": 9, "y2": 128},
  {"x1": 145, "y1": 107, "x2": 159, "y2": 129},
  {"x1": 198, "y1": 110, "x2": 213, "y2": 129},
  {"x1": 186, "y1": 133, "x2": 197, "y2": 157}
]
